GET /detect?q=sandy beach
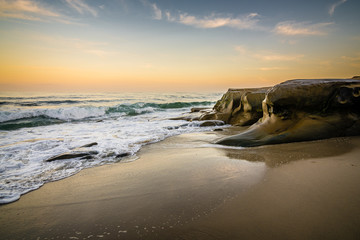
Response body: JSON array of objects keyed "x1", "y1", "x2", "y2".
[{"x1": 1, "y1": 128, "x2": 360, "y2": 240}]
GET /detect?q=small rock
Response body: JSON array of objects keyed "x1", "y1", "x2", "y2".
[
  {"x1": 46, "y1": 151, "x2": 99, "y2": 162},
  {"x1": 200, "y1": 120, "x2": 225, "y2": 127},
  {"x1": 46, "y1": 153, "x2": 91, "y2": 162},
  {"x1": 80, "y1": 155, "x2": 94, "y2": 160},
  {"x1": 116, "y1": 152, "x2": 130, "y2": 158},
  {"x1": 79, "y1": 142, "x2": 98, "y2": 148},
  {"x1": 191, "y1": 107, "x2": 210, "y2": 113},
  {"x1": 213, "y1": 128, "x2": 223, "y2": 131}
]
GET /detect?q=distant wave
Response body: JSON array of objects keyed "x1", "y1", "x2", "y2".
[
  {"x1": 0, "y1": 99, "x2": 214, "y2": 107},
  {"x1": 0, "y1": 116, "x2": 65, "y2": 131},
  {"x1": 0, "y1": 100, "x2": 89, "y2": 106}
]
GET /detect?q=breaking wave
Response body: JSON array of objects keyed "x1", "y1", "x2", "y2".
[{"x1": 0, "y1": 101, "x2": 214, "y2": 130}]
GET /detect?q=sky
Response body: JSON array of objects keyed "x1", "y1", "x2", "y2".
[{"x1": 0, "y1": 0, "x2": 359, "y2": 92}]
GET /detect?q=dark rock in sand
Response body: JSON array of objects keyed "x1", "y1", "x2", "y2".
[
  {"x1": 200, "y1": 87, "x2": 269, "y2": 126},
  {"x1": 79, "y1": 142, "x2": 98, "y2": 148},
  {"x1": 217, "y1": 78, "x2": 360, "y2": 147},
  {"x1": 199, "y1": 120, "x2": 225, "y2": 127},
  {"x1": 213, "y1": 128, "x2": 224, "y2": 132},
  {"x1": 116, "y1": 152, "x2": 131, "y2": 158},
  {"x1": 46, "y1": 151, "x2": 99, "y2": 162},
  {"x1": 190, "y1": 107, "x2": 210, "y2": 113},
  {"x1": 80, "y1": 155, "x2": 94, "y2": 160},
  {"x1": 104, "y1": 152, "x2": 130, "y2": 159}
]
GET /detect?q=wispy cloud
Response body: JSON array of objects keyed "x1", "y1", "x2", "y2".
[
  {"x1": 164, "y1": 10, "x2": 175, "y2": 22},
  {"x1": 341, "y1": 53, "x2": 360, "y2": 67},
  {"x1": 175, "y1": 12, "x2": 259, "y2": 29},
  {"x1": 274, "y1": 21, "x2": 333, "y2": 36},
  {"x1": 259, "y1": 67, "x2": 287, "y2": 71},
  {"x1": 65, "y1": 0, "x2": 98, "y2": 17},
  {"x1": 0, "y1": 0, "x2": 59, "y2": 21},
  {"x1": 143, "y1": 1, "x2": 259, "y2": 30},
  {"x1": 235, "y1": 45, "x2": 304, "y2": 62},
  {"x1": 234, "y1": 45, "x2": 247, "y2": 54},
  {"x1": 141, "y1": 0, "x2": 161, "y2": 20},
  {"x1": 150, "y1": 2, "x2": 161, "y2": 20},
  {"x1": 0, "y1": 0, "x2": 85, "y2": 25},
  {"x1": 254, "y1": 53, "x2": 304, "y2": 61},
  {"x1": 329, "y1": 0, "x2": 347, "y2": 16},
  {"x1": 33, "y1": 34, "x2": 112, "y2": 57}
]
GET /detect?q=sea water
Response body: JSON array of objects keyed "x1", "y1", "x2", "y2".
[{"x1": 0, "y1": 92, "x2": 222, "y2": 204}]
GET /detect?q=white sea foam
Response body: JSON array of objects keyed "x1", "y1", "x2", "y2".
[
  {"x1": 0, "y1": 92, "x2": 222, "y2": 204},
  {"x1": 0, "y1": 106, "x2": 106, "y2": 122}
]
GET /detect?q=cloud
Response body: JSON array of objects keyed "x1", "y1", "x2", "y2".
[
  {"x1": 142, "y1": 1, "x2": 259, "y2": 30},
  {"x1": 254, "y1": 53, "x2": 304, "y2": 61},
  {"x1": 259, "y1": 67, "x2": 287, "y2": 71},
  {"x1": 150, "y1": 3, "x2": 161, "y2": 20},
  {"x1": 164, "y1": 10, "x2": 175, "y2": 22},
  {"x1": 65, "y1": 0, "x2": 98, "y2": 17},
  {"x1": 176, "y1": 12, "x2": 259, "y2": 29},
  {"x1": 0, "y1": 0, "x2": 59, "y2": 21},
  {"x1": 235, "y1": 46, "x2": 304, "y2": 62},
  {"x1": 141, "y1": 0, "x2": 162, "y2": 20},
  {"x1": 33, "y1": 34, "x2": 112, "y2": 57},
  {"x1": 274, "y1": 21, "x2": 333, "y2": 36},
  {"x1": 0, "y1": 0, "x2": 85, "y2": 24},
  {"x1": 329, "y1": 0, "x2": 347, "y2": 16},
  {"x1": 341, "y1": 53, "x2": 360, "y2": 67},
  {"x1": 234, "y1": 45, "x2": 247, "y2": 54}
]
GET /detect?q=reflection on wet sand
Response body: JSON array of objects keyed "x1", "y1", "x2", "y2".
[{"x1": 219, "y1": 137, "x2": 354, "y2": 167}]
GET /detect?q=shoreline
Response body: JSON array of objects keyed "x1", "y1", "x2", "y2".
[{"x1": 1, "y1": 129, "x2": 360, "y2": 239}]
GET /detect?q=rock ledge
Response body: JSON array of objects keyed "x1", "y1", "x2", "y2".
[{"x1": 216, "y1": 78, "x2": 360, "y2": 146}]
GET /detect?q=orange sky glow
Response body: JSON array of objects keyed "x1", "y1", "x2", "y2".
[{"x1": 0, "y1": 0, "x2": 359, "y2": 92}]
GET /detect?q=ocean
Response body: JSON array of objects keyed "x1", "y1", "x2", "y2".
[{"x1": 0, "y1": 92, "x2": 222, "y2": 204}]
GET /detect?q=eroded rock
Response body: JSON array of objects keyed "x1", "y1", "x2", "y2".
[
  {"x1": 217, "y1": 78, "x2": 360, "y2": 147},
  {"x1": 200, "y1": 87, "x2": 269, "y2": 126}
]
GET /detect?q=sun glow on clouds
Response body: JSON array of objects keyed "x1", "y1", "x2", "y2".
[
  {"x1": 274, "y1": 21, "x2": 333, "y2": 36},
  {"x1": 255, "y1": 54, "x2": 304, "y2": 61},
  {"x1": 0, "y1": 0, "x2": 59, "y2": 21},
  {"x1": 259, "y1": 67, "x2": 287, "y2": 71},
  {"x1": 235, "y1": 46, "x2": 304, "y2": 62},
  {"x1": 0, "y1": 0, "x2": 84, "y2": 25}
]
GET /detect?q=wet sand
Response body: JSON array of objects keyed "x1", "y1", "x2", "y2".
[{"x1": 1, "y1": 128, "x2": 360, "y2": 239}]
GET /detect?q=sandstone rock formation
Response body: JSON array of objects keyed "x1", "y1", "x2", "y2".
[
  {"x1": 217, "y1": 78, "x2": 360, "y2": 147},
  {"x1": 200, "y1": 87, "x2": 269, "y2": 126}
]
